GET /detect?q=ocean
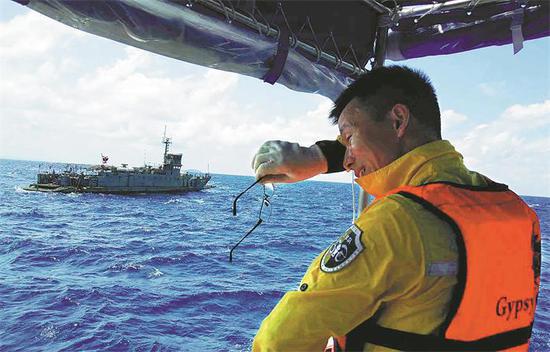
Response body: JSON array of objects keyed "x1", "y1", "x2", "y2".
[{"x1": 0, "y1": 159, "x2": 548, "y2": 351}]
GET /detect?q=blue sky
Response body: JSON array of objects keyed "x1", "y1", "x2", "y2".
[{"x1": 1, "y1": 1, "x2": 549, "y2": 196}]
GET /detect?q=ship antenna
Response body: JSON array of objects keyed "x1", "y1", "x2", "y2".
[{"x1": 162, "y1": 125, "x2": 171, "y2": 159}]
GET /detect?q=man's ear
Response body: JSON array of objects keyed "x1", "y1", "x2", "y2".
[{"x1": 390, "y1": 104, "x2": 410, "y2": 138}]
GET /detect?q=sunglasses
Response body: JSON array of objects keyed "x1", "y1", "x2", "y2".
[{"x1": 229, "y1": 176, "x2": 274, "y2": 262}]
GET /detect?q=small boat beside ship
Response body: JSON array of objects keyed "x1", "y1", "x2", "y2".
[{"x1": 24, "y1": 132, "x2": 211, "y2": 194}]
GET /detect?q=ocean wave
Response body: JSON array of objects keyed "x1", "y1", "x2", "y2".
[
  {"x1": 141, "y1": 289, "x2": 281, "y2": 315},
  {"x1": 147, "y1": 267, "x2": 164, "y2": 279},
  {"x1": 1, "y1": 208, "x2": 47, "y2": 219},
  {"x1": 39, "y1": 324, "x2": 60, "y2": 339},
  {"x1": 11, "y1": 254, "x2": 61, "y2": 266},
  {"x1": 143, "y1": 253, "x2": 201, "y2": 266},
  {"x1": 14, "y1": 185, "x2": 28, "y2": 193},
  {"x1": 8, "y1": 238, "x2": 36, "y2": 252},
  {"x1": 163, "y1": 198, "x2": 182, "y2": 204},
  {"x1": 107, "y1": 262, "x2": 143, "y2": 272}
]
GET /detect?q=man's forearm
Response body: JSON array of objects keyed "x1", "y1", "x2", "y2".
[{"x1": 315, "y1": 140, "x2": 345, "y2": 173}]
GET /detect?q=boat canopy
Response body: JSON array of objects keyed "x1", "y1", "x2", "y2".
[{"x1": 14, "y1": 0, "x2": 550, "y2": 99}]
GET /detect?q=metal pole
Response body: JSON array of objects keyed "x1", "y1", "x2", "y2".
[
  {"x1": 361, "y1": 0, "x2": 392, "y2": 15},
  {"x1": 373, "y1": 26, "x2": 389, "y2": 69},
  {"x1": 357, "y1": 11, "x2": 390, "y2": 215},
  {"x1": 398, "y1": 0, "x2": 507, "y2": 19}
]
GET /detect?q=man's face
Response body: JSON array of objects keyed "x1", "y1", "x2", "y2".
[{"x1": 338, "y1": 98, "x2": 402, "y2": 177}]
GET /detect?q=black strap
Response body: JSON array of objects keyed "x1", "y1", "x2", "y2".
[
  {"x1": 419, "y1": 180, "x2": 509, "y2": 192},
  {"x1": 346, "y1": 320, "x2": 532, "y2": 351},
  {"x1": 397, "y1": 191, "x2": 467, "y2": 335},
  {"x1": 262, "y1": 27, "x2": 290, "y2": 84}
]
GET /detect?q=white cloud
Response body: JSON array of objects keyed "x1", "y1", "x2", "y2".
[
  {"x1": 0, "y1": 10, "x2": 337, "y2": 180},
  {"x1": 501, "y1": 101, "x2": 550, "y2": 127},
  {"x1": 477, "y1": 81, "x2": 506, "y2": 97},
  {"x1": 0, "y1": 10, "x2": 82, "y2": 60},
  {"x1": 450, "y1": 101, "x2": 550, "y2": 196},
  {"x1": 441, "y1": 109, "x2": 468, "y2": 134}
]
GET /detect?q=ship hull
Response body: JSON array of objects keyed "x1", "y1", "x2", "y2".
[
  {"x1": 25, "y1": 133, "x2": 211, "y2": 194},
  {"x1": 23, "y1": 183, "x2": 213, "y2": 194}
]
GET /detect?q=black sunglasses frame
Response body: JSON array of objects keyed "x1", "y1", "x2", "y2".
[{"x1": 229, "y1": 176, "x2": 271, "y2": 262}]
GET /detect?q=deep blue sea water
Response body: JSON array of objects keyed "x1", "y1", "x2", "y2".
[{"x1": 0, "y1": 159, "x2": 548, "y2": 351}]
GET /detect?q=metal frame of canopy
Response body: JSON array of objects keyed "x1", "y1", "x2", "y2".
[
  {"x1": 194, "y1": 0, "x2": 369, "y2": 76},
  {"x1": 175, "y1": 0, "x2": 549, "y2": 75},
  {"x1": 190, "y1": 0, "x2": 548, "y2": 69}
]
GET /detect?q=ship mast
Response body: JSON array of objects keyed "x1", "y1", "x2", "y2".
[{"x1": 162, "y1": 125, "x2": 171, "y2": 159}]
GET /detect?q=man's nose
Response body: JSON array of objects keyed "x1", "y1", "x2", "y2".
[{"x1": 343, "y1": 148, "x2": 354, "y2": 171}]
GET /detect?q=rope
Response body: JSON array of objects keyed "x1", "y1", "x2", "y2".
[{"x1": 352, "y1": 173, "x2": 356, "y2": 222}]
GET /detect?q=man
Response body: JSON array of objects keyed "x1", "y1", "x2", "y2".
[{"x1": 251, "y1": 66, "x2": 540, "y2": 351}]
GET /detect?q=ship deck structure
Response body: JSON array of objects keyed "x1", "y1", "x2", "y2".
[{"x1": 24, "y1": 132, "x2": 211, "y2": 194}]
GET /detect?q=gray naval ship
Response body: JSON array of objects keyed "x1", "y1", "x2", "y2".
[{"x1": 24, "y1": 133, "x2": 211, "y2": 194}]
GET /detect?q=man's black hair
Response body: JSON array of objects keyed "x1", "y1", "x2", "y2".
[{"x1": 329, "y1": 66, "x2": 441, "y2": 139}]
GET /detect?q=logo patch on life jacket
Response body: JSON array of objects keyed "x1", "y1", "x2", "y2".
[{"x1": 321, "y1": 224, "x2": 364, "y2": 273}]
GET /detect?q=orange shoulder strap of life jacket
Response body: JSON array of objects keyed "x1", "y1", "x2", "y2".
[{"x1": 343, "y1": 181, "x2": 541, "y2": 352}]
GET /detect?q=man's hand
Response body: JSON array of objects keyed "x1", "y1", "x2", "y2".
[{"x1": 251, "y1": 141, "x2": 328, "y2": 183}]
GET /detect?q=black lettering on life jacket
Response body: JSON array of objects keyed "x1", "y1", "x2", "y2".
[
  {"x1": 496, "y1": 296, "x2": 507, "y2": 317},
  {"x1": 496, "y1": 296, "x2": 535, "y2": 320}
]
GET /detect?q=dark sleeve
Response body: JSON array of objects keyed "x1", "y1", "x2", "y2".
[{"x1": 315, "y1": 140, "x2": 345, "y2": 173}]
